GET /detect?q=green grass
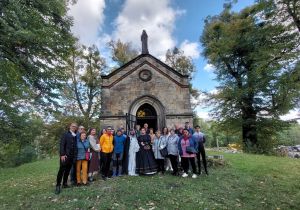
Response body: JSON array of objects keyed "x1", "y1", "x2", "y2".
[{"x1": 0, "y1": 153, "x2": 299, "y2": 210}]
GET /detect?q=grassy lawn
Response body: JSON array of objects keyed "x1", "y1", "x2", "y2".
[{"x1": 0, "y1": 152, "x2": 299, "y2": 210}]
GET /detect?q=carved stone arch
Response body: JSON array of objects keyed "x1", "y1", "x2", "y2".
[{"x1": 129, "y1": 95, "x2": 165, "y2": 131}]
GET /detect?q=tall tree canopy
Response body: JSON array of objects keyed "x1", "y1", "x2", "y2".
[
  {"x1": 0, "y1": 0, "x2": 75, "y2": 109},
  {"x1": 201, "y1": 3, "x2": 300, "y2": 149},
  {"x1": 0, "y1": 0, "x2": 74, "y2": 164},
  {"x1": 61, "y1": 44, "x2": 105, "y2": 124},
  {"x1": 165, "y1": 47, "x2": 195, "y2": 78},
  {"x1": 108, "y1": 39, "x2": 138, "y2": 67}
]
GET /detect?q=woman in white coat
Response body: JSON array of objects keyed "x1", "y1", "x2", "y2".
[{"x1": 128, "y1": 129, "x2": 140, "y2": 176}]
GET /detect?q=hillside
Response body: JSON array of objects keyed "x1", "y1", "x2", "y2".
[{"x1": 0, "y1": 153, "x2": 299, "y2": 210}]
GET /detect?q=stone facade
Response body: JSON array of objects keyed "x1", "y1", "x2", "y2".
[{"x1": 100, "y1": 53, "x2": 193, "y2": 131}]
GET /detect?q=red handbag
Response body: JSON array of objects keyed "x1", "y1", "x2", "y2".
[
  {"x1": 80, "y1": 141, "x2": 91, "y2": 160},
  {"x1": 85, "y1": 151, "x2": 90, "y2": 160}
]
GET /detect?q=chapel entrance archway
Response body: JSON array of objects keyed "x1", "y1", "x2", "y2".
[{"x1": 128, "y1": 95, "x2": 165, "y2": 131}]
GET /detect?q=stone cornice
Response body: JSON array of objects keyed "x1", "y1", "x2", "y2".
[{"x1": 101, "y1": 60, "x2": 189, "y2": 89}]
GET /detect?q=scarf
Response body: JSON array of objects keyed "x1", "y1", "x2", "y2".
[{"x1": 70, "y1": 131, "x2": 76, "y2": 137}]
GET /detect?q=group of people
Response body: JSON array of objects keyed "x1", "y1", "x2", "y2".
[{"x1": 55, "y1": 122, "x2": 208, "y2": 194}]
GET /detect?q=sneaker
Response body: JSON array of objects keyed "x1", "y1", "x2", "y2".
[
  {"x1": 55, "y1": 185, "x2": 61, "y2": 194},
  {"x1": 182, "y1": 173, "x2": 188, "y2": 178},
  {"x1": 192, "y1": 174, "x2": 197, "y2": 179}
]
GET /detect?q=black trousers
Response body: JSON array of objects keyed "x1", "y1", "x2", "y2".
[
  {"x1": 56, "y1": 157, "x2": 74, "y2": 186},
  {"x1": 156, "y1": 159, "x2": 165, "y2": 173},
  {"x1": 181, "y1": 157, "x2": 196, "y2": 174},
  {"x1": 70, "y1": 162, "x2": 77, "y2": 184},
  {"x1": 101, "y1": 152, "x2": 112, "y2": 177},
  {"x1": 168, "y1": 154, "x2": 178, "y2": 174},
  {"x1": 196, "y1": 146, "x2": 208, "y2": 174}
]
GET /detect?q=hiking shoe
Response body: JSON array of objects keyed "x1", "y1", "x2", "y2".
[
  {"x1": 182, "y1": 173, "x2": 188, "y2": 178},
  {"x1": 192, "y1": 174, "x2": 197, "y2": 179}
]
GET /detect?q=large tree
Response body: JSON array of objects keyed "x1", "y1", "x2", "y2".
[
  {"x1": 62, "y1": 44, "x2": 105, "y2": 124},
  {"x1": 257, "y1": 0, "x2": 300, "y2": 33},
  {"x1": 201, "y1": 3, "x2": 300, "y2": 148},
  {"x1": 165, "y1": 47, "x2": 200, "y2": 109},
  {"x1": 0, "y1": 0, "x2": 74, "y2": 154}
]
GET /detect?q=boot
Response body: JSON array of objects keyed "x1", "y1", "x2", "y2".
[{"x1": 55, "y1": 185, "x2": 61, "y2": 194}]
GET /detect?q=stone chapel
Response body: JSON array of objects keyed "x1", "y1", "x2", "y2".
[{"x1": 100, "y1": 30, "x2": 193, "y2": 131}]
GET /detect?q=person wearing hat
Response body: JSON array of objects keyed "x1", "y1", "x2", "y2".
[{"x1": 112, "y1": 129, "x2": 126, "y2": 176}]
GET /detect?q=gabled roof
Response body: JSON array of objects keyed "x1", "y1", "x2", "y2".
[{"x1": 101, "y1": 53, "x2": 189, "y2": 79}]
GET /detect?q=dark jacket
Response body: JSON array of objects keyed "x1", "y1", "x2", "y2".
[{"x1": 60, "y1": 131, "x2": 77, "y2": 159}]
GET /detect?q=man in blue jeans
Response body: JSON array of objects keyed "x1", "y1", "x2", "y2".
[{"x1": 112, "y1": 129, "x2": 126, "y2": 176}]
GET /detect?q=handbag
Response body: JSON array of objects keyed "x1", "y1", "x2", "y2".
[
  {"x1": 159, "y1": 147, "x2": 168, "y2": 157},
  {"x1": 159, "y1": 139, "x2": 168, "y2": 157},
  {"x1": 80, "y1": 141, "x2": 91, "y2": 161},
  {"x1": 186, "y1": 146, "x2": 197, "y2": 154}
]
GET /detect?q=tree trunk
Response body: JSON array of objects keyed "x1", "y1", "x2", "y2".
[{"x1": 242, "y1": 108, "x2": 257, "y2": 146}]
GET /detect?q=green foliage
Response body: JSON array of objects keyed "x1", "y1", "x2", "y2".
[
  {"x1": 38, "y1": 115, "x2": 102, "y2": 157},
  {"x1": 165, "y1": 47, "x2": 195, "y2": 78},
  {"x1": 201, "y1": 2, "x2": 300, "y2": 151},
  {"x1": 0, "y1": 153, "x2": 299, "y2": 209},
  {"x1": 107, "y1": 39, "x2": 138, "y2": 67},
  {"x1": 0, "y1": 114, "x2": 43, "y2": 167},
  {"x1": 193, "y1": 116, "x2": 242, "y2": 147},
  {"x1": 277, "y1": 123, "x2": 300, "y2": 146},
  {"x1": 0, "y1": 0, "x2": 75, "y2": 165},
  {"x1": 257, "y1": 0, "x2": 300, "y2": 34},
  {"x1": 0, "y1": 0, "x2": 75, "y2": 110},
  {"x1": 61, "y1": 44, "x2": 105, "y2": 122}
]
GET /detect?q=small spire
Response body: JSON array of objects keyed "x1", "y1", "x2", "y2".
[{"x1": 141, "y1": 30, "x2": 149, "y2": 54}]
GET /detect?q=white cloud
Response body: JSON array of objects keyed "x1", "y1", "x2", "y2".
[
  {"x1": 180, "y1": 40, "x2": 200, "y2": 59},
  {"x1": 280, "y1": 109, "x2": 300, "y2": 123},
  {"x1": 112, "y1": 0, "x2": 185, "y2": 58},
  {"x1": 204, "y1": 63, "x2": 215, "y2": 72},
  {"x1": 68, "y1": 0, "x2": 106, "y2": 45},
  {"x1": 197, "y1": 111, "x2": 211, "y2": 120}
]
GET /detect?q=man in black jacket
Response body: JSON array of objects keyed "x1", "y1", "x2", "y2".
[{"x1": 55, "y1": 123, "x2": 78, "y2": 194}]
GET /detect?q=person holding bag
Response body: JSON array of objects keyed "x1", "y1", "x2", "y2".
[
  {"x1": 76, "y1": 131, "x2": 90, "y2": 186},
  {"x1": 178, "y1": 128, "x2": 198, "y2": 178}
]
